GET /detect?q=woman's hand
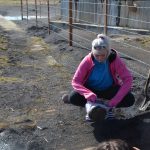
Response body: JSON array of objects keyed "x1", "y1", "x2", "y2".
[
  {"x1": 88, "y1": 99, "x2": 96, "y2": 103},
  {"x1": 108, "y1": 100, "x2": 118, "y2": 107},
  {"x1": 96, "y1": 98, "x2": 109, "y2": 106}
]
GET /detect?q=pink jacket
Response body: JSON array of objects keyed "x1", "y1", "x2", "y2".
[{"x1": 72, "y1": 49, "x2": 133, "y2": 107}]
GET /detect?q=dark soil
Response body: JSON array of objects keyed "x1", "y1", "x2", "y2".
[{"x1": 0, "y1": 4, "x2": 150, "y2": 150}]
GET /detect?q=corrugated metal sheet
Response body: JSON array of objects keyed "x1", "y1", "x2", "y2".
[{"x1": 61, "y1": 0, "x2": 150, "y2": 30}]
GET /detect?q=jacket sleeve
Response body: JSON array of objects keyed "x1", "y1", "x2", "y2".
[
  {"x1": 72, "y1": 56, "x2": 97, "y2": 102},
  {"x1": 108, "y1": 55, "x2": 133, "y2": 107}
]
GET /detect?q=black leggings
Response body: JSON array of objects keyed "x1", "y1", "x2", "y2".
[{"x1": 68, "y1": 85, "x2": 135, "y2": 107}]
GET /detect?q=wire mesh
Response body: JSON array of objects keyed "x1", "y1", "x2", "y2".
[{"x1": 20, "y1": 0, "x2": 150, "y2": 79}]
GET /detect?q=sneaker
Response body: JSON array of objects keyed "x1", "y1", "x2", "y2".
[
  {"x1": 105, "y1": 109, "x2": 115, "y2": 120},
  {"x1": 62, "y1": 94, "x2": 70, "y2": 104},
  {"x1": 88, "y1": 106, "x2": 106, "y2": 122},
  {"x1": 85, "y1": 114, "x2": 93, "y2": 122}
]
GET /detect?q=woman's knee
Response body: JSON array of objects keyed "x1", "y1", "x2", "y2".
[
  {"x1": 69, "y1": 90, "x2": 87, "y2": 107},
  {"x1": 126, "y1": 92, "x2": 135, "y2": 106},
  {"x1": 117, "y1": 92, "x2": 135, "y2": 108}
]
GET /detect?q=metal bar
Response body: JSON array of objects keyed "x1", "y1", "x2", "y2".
[
  {"x1": 21, "y1": 0, "x2": 23, "y2": 20},
  {"x1": 74, "y1": 0, "x2": 78, "y2": 22},
  {"x1": 98, "y1": 2, "x2": 101, "y2": 33},
  {"x1": 69, "y1": 0, "x2": 73, "y2": 46},
  {"x1": 39, "y1": 0, "x2": 41, "y2": 19},
  {"x1": 47, "y1": 0, "x2": 50, "y2": 34},
  {"x1": 26, "y1": 0, "x2": 28, "y2": 22},
  {"x1": 54, "y1": 0, "x2": 56, "y2": 19},
  {"x1": 35, "y1": 0, "x2": 38, "y2": 28},
  {"x1": 104, "y1": 0, "x2": 108, "y2": 35}
]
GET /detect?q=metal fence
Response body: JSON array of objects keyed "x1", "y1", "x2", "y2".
[{"x1": 20, "y1": 0, "x2": 150, "y2": 80}]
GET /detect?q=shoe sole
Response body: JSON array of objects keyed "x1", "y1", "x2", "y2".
[{"x1": 89, "y1": 106, "x2": 106, "y2": 122}]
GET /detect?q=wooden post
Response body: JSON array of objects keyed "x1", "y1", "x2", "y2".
[
  {"x1": 104, "y1": 0, "x2": 108, "y2": 35},
  {"x1": 69, "y1": 0, "x2": 73, "y2": 46},
  {"x1": 47, "y1": 0, "x2": 50, "y2": 34}
]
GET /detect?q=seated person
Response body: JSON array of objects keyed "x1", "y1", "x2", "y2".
[{"x1": 62, "y1": 34, "x2": 135, "y2": 122}]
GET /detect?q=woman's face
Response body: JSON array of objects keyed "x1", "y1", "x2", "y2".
[{"x1": 93, "y1": 50, "x2": 108, "y2": 62}]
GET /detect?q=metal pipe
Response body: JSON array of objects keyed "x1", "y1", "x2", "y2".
[
  {"x1": 74, "y1": 0, "x2": 78, "y2": 22},
  {"x1": 47, "y1": 0, "x2": 50, "y2": 34},
  {"x1": 26, "y1": 0, "x2": 28, "y2": 22},
  {"x1": 69, "y1": 0, "x2": 73, "y2": 46},
  {"x1": 35, "y1": 0, "x2": 38, "y2": 28},
  {"x1": 39, "y1": 0, "x2": 41, "y2": 19},
  {"x1": 104, "y1": 0, "x2": 108, "y2": 35},
  {"x1": 21, "y1": 0, "x2": 23, "y2": 20}
]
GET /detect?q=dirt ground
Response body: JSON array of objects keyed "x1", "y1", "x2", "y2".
[{"x1": 0, "y1": 3, "x2": 150, "y2": 150}]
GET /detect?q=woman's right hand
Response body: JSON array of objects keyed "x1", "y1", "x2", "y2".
[{"x1": 88, "y1": 99, "x2": 96, "y2": 103}]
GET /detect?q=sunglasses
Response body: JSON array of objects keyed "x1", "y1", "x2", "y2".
[{"x1": 94, "y1": 45, "x2": 106, "y2": 50}]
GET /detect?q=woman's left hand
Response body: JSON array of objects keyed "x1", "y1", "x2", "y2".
[{"x1": 108, "y1": 100, "x2": 118, "y2": 107}]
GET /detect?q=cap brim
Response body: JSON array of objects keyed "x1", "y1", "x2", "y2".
[{"x1": 92, "y1": 49, "x2": 107, "y2": 55}]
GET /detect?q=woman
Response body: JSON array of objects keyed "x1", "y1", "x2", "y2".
[{"x1": 62, "y1": 34, "x2": 135, "y2": 122}]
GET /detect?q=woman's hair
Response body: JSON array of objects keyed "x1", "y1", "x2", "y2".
[
  {"x1": 91, "y1": 34, "x2": 111, "y2": 57},
  {"x1": 97, "y1": 34, "x2": 110, "y2": 51},
  {"x1": 95, "y1": 139, "x2": 134, "y2": 150}
]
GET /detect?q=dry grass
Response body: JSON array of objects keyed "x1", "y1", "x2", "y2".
[
  {"x1": 0, "y1": 55, "x2": 9, "y2": 67},
  {"x1": 134, "y1": 37, "x2": 150, "y2": 48},
  {"x1": 0, "y1": 76, "x2": 23, "y2": 83},
  {"x1": 0, "y1": 0, "x2": 20, "y2": 5}
]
